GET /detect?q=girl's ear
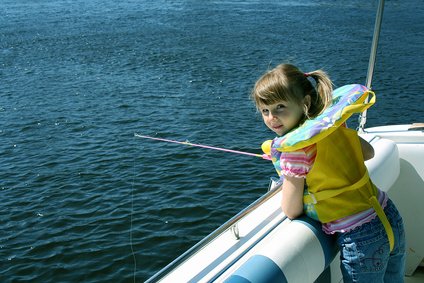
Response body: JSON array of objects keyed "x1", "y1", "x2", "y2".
[{"x1": 303, "y1": 95, "x2": 311, "y2": 113}]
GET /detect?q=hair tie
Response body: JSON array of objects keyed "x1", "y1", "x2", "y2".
[{"x1": 304, "y1": 72, "x2": 310, "y2": 78}]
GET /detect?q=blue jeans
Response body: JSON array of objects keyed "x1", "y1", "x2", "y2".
[{"x1": 336, "y1": 199, "x2": 406, "y2": 283}]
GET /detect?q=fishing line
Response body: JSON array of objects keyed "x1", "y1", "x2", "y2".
[{"x1": 130, "y1": 157, "x2": 137, "y2": 283}]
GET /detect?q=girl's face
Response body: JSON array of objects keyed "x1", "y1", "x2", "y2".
[{"x1": 259, "y1": 100, "x2": 305, "y2": 136}]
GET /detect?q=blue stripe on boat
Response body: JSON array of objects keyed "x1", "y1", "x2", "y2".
[
  {"x1": 224, "y1": 254, "x2": 287, "y2": 283},
  {"x1": 293, "y1": 215, "x2": 337, "y2": 267}
]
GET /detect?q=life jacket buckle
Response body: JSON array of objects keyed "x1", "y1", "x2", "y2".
[{"x1": 308, "y1": 192, "x2": 317, "y2": 204}]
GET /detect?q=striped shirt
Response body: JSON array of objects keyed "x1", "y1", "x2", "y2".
[{"x1": 279, "y1": 143, "x2": 388, "y2": 234}]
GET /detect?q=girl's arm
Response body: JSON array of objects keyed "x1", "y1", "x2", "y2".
[
  {"x1": 281, "y1": 175, "x2": 305, "y2": 219},
  {"x1": 359, "y1": 136, "x2": 374, "y2": 161}
]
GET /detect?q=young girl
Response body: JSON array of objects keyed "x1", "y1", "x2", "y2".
[{"x1": 252, "y1": 63, "x2": 406, "y2": 282}]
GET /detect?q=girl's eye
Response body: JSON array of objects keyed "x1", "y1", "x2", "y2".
[
  {"x1": 261, "y1": 109, "x2": 269, "y2": 115},
  {"x1": 276, "y1": 104, "x2": 286, "y2": 110}
]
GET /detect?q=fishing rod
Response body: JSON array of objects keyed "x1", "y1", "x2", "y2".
[{"x1": 134, "y1": 133, "x2": 272, "y2": 160}]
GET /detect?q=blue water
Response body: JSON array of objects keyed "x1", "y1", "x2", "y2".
[{"x1": 1, "y1": 0, "x2": 423, "y2": 282}]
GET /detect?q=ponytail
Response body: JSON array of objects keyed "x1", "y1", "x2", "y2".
[{"x1": 305, "y1": 69, "x2": 333, "y2": 117}]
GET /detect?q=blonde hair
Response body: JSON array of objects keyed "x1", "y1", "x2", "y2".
[{"x1": 251, "y1": 64, "x2": 333, "y2": 119}]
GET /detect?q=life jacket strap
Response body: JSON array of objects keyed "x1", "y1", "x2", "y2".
[
  {"x1": 303, "y1": 173, "x2": 395, "y2": 252},
  {"x1": 369, "y1": 196, "x2": 395, "y2": 252},
  {"x1": 304, "y1": 172, "x2": 369, "y2": 204}
]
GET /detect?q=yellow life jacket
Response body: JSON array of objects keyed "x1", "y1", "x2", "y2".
[
  {"x1": 268, "y1": 84, "x2": 394, "y2": 251},
  {"x1": 304, "y1": 126, "x2": 377, "y2": 223},
  {"x1": 303, "y1": 126, "x2": 394, "y2": 251}
]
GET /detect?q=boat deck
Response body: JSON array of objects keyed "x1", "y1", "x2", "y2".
[{"x1": 405, "y1": 266, "x2": 424, "y2": 283}]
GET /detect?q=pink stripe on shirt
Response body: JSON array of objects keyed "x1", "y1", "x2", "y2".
[
  {"x1": 281, "y1": 144, "x2": 316, "y2": 178},
  {"x1": 322, "y1": 189, "x2": 388, "y2": 234}
]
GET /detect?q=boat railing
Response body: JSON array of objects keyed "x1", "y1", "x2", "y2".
[
  {"x1": 358, "y1": 0, "x2": 385, "y2": 133},
  {"x1": 146, "y1": 179, "x2": 283, "y2": 282}
]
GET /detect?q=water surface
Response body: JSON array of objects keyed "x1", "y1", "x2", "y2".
[{"x1": 1, "y1": 0, "x2": 423, "y2": 281}]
